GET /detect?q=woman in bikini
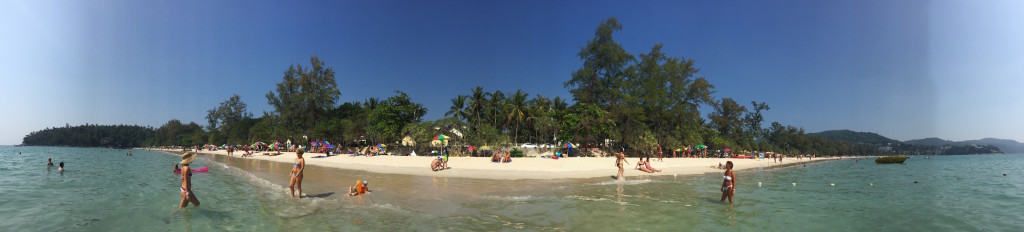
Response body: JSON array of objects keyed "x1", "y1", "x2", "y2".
[
  {"x1": 720, "y1": 161, "x2": 735, "y2": 204},
  {"x1": 289, "y1": 150, "x2": 306, "y2": 198},
  {"x1": 645, "y1": 157, "x2": 661, "y2": 172},
  {"x1": 179, "y1": 152, "x2": 201, "y2": 208}
]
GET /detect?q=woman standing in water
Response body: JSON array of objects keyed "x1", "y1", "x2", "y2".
[
  {"x1": 289, "y1": 150, "x2": 306, "y2": 198},
  {"x1": 179, "y1": 152, "x2": 201, "y2": 208},
  {"x1": 720, "y1": 161, "x2": 735, "y2": 204}
]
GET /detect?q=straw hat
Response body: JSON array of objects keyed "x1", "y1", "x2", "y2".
[{"x1": 180, "y1": 151, "x2": 197, "y2": 165}]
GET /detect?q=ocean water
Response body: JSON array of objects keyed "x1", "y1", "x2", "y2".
[{"x1": 1, "y1": 146, "x2": 1021, "y2": 231}]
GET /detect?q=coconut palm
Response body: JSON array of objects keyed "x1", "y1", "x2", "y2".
[
  {"x1": 505, "y1": 89, "x2": 529, "y2": 145},
  {"x1": 445, "y1": 95, "x2": 468, "y2": 122},
  {"x1": 489, "y1": 90, "x2": 505, "y2": 128},
  {"x1": 468, "y1": 86, "x2": 488, "y2": 128}
]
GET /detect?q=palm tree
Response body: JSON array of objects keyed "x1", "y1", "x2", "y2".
[
  {"x1": 468, "y1": 87, "x2": 488, "y2": 128},
  {"x1": 505, "y1": 89, "x2": 529, "y2": 145},
  {"x1": 489, "y1": 90, "x2": 505, "y2": 128},
  {"x1": 445, "y1": 95, "x2": 469, "y2": 122}
]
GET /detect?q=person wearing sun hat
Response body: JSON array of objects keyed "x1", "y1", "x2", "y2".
[{"x1": 179, "y1": 151, "x2": 201, "y2": 208}]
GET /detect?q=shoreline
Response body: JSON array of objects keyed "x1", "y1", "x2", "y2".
[{"x1": 153, "y1": 148, "x2": 840, "y2": 180}]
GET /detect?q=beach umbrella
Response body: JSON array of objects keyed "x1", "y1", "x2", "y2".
[
  {"x1": 724, "y1": 147, "x2": 731, "y2": 153},
  {"x1": 433, "y1": 134, "x2": 449, "y2": 141},
  {"x1": 480, "y1": 145, "x2": 492, "y2": 150},
  {"x1": 311, "y1": 141, "x2": 319, "y2": 147},
  {"x1": 695, "y1": 144, "x2": 707, "y2": 150}
]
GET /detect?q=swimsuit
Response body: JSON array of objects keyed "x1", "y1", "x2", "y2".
[
  {"x1": 293, "y1": 161, "x2": 302, "y2": 176},
  {"x1": 181, "y1": 172, "x2": 193, "y2": 196},
  {"x1": 722, "y1": 175, "x2": 733, "y2": 191}
]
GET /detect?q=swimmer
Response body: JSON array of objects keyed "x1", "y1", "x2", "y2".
[
  {"x1": 58, "y1": 162, "x2": 64, "y2": 172},
  {"x1": 47, "y1": 158, "x2": 54, "y2": 167},
  {"x1": 720, "y1": 161, "x2": 735, "y2": 204}
]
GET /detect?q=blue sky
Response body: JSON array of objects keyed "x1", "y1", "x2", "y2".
[{"x1": 1, "y1": 0, "x2": 1022, "y2": 145}]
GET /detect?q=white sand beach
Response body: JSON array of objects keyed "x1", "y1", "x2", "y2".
[{"x1": 159, "y1": 148, "x2": 836, "y2": 180}]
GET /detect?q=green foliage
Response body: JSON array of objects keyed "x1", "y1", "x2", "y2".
[
  {"x1": 510, "y1": 148, "x2": 524, "y2": 157},
  {"x1": 368, "y1": 91, "x2": 427, "y2": 143},
  {"x1": 265, "y1": 56, "x2": 341, "y2": 133},
  {"x1": 22, "y1": 124, "x2": 154, "y2": 147}
]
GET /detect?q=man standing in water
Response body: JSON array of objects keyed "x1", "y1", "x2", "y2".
[{"x1": 615, "y1": 151, "x2": 629, "y2": 181}]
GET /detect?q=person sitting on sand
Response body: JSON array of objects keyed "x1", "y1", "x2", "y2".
[
  {"x1": 349, "y1": 180, "x2": 369, "y2": 196},
  {"x1": 645, "y1": 157, "x2": 661, "y2": 172},
  {"x1": 491, "y1": 152, "x2": 501, "y2": 163},
  {"x1": 502, "y1": 152, "x2": 511, "y2": 163},
  {"x1": 635, "y1": 157, "x2": 647, "y2": 171}
]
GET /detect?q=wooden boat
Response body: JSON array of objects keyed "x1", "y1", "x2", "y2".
[{"x1": 875, "y1": 156, "x2": 908, "y2": 164}]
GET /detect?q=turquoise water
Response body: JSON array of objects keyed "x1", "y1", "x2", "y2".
[{"x1": 1, "y1": 146, "x2": 1022, "y2": 231}]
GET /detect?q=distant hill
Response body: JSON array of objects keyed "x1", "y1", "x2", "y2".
[
  {"x1": 904, "y1": 137, "x2": 1024, "y2": 154},
  {"x1": 808, "y1": 130, "x2": 902, "y2": 145},
  {"x1": 904, "y1": 137, "x2": 954, "y2": 146},
  {"x1": 960, "y1": 138, "x2": 1024, "y2": 154}
]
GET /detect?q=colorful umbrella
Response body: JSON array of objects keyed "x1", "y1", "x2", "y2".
[
  {"x1": 723, "y1": 148, "x2": 731, "y2": 152},
  {"x1": 311, "y1": 141, "x2": 320, "y2": 147},
  {"x1": 433, "y1": 134, "x2": 449, "y2": 140},
  {"x1": 695, "y1": 144, "x2": 707, "y2": 149},
  {"x1": 480, "y1": 146, "x2": 492, "y2": 150},
  {"x1": 563, "y1": 142, "x2": 575, "y2": 149}
]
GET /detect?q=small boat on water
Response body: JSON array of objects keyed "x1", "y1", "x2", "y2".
[{"x1": 875, "y1": 156, "x2": 908, "y2": 164}]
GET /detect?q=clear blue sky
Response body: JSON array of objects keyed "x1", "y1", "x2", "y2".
[{"x1": 2, "y1": 0, "x2": 1022, "y2": 145}]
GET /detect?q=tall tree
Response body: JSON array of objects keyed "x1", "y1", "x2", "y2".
[
  {"x1": 445, "y1": 95, "x2": 469, "y2": 122},
  {"x1": 709, "y1": 98, "x2": 748, "y2": 145},
  {"x1": 265, "y1": 56, "x2": 341, "y2": 136},
  {"x1": 505, "y1": 89, "x2": 529, "y2": 145},
  {"x1": 205, "y1": 94, "x2": 253, "y2": 143},
  {"x1": 564, "y1": 17, "x2": 633, "y2": 108},
  {"x1": 368, "y1": 91, "x2": 427, "y2": 143},
  {"x1": 468, "y1": 86, "x2": 488, "y2": 127}
]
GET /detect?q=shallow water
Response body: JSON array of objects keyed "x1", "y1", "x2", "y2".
[{"x1": 2, "y1": 146, "x2": 1021, "y2": 231}]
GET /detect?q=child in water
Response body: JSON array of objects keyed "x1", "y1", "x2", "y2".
[{"x1": 349, "y1": 180, "x2": 370, "y2": 196}]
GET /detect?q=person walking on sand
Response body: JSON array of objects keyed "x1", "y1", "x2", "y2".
[
  {"x1": 289, "y1": 150, "x2": 306, "y2": 198},
  {"x1": 720, "y1": 161, "x2": 736, "y2": 204},
  {"x1": 179, "y1": 152, "x2": 201, "y2": 208},
  {"x1": 615, "y1": 151, "x2": 629, "y2": 180}
]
